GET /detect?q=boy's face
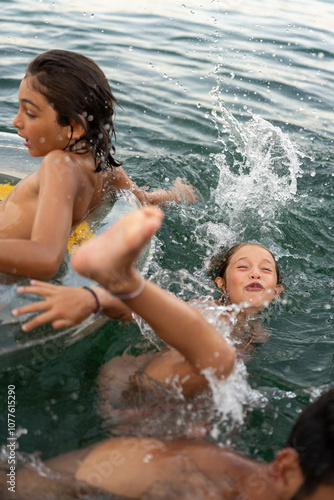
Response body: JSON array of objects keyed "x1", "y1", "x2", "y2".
[
  {"x1": 12, "y1": 76, "x2": 71, "y2": 157},
  {"x1": 216, "y1": 244, "x2": 281, "y2": 312}
]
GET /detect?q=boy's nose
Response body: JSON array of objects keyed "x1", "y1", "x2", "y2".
[{"x1": 13, "y1": 113, "x2": 22, "y2": 129}]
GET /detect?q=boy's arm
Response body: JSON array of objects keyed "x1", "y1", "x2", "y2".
[
  {"x1": 0, "y1": 466, "x2": 102, "y2": 500},
  {"x1": 111, "y1": 166, "x2": 198, "y2": 205},
  {"x1": 0, "y1": 152, "x2": 80, "y2": 279},
  {"x1": 12, "y1": 281, "x2": 134, "y2": 331}
]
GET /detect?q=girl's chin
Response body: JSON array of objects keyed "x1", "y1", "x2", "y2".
[{"x1": 241, "y1": 299, "x2": 267, "y2": 314}]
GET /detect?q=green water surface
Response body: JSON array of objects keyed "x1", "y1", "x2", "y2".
[{"x1": 0, "y1": 0, "x2": 333, "y2": 475}]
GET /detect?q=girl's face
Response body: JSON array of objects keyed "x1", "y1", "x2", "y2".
[
  {"x1": 215, "y1": 244, "x2": 283, "y2": 312},
  {"x1": 12, "y1": 76, "x2": 71, "y2": 157}
]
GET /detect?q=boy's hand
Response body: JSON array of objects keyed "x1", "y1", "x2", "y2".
[
  {"x1": 11, "y1": 280, "x2": 97, "y2": 331},
  {"x1": 171, "y1": 177, "x2": 198, "y2": 203}
]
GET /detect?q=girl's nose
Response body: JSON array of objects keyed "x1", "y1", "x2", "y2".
[{"x1": 250, "y1": 269, "x2": 261, "y2": 279}]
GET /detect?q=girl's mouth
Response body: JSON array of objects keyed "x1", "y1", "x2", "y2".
[
  {"x1": 245, "y1": 282, "x2": 264, "y2": 291},
  {"x1": 23, "y1": 138, "x2": 31, "y2": 147}
]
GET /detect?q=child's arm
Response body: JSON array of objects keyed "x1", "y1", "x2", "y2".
[
  {"x1": 126, "y1": 279, "x2": 236, "y2": 395},
  {"x1": 0, "y1": 465, "x2": 102, "y2": 500},
  {"x1": 111, "y1": 166, "x2": 198, "y2": 205},
  {"x1": 12, "y1": 281, "x2": 133, "y2": 331},
  {"x1": 0, "y1": 152, "x2": 82, "y2": 279}
]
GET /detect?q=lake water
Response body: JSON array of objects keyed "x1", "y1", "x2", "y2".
[{"x1": 0, "y1": 0, "x2": 333, "y2": 492}]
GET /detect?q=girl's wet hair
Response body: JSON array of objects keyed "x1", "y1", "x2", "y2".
[
  {"x1": 26, "y1": 49, "x2": 120, "y2": 171},
  {"x1": 208, "y1": 242, "x2": 282, "y2": 286}
]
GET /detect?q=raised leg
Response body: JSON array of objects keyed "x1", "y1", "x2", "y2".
[{"x1": 72, "y1": 207, "x2": 235, "y2": 391}]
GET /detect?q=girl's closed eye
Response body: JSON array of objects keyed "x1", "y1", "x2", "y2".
[{"x1": 26, "y1": 111, "x2": 36, "y2": 118}]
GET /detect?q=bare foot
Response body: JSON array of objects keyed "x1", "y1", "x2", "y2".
[{"x1": 71, "y1": 206, "x2": 164, "y2": 295}]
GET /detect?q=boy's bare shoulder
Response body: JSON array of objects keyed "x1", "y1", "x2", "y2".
[
  {"x1": 40, "y1": 150, "x2": 79, "y2": 169},
  {"x1": 39, "y1": 150, "x2": 94, "y2": 185}
]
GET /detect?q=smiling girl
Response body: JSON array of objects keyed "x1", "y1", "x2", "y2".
[
  {"x1": 0, "y1": 50, "x2": 197, "y2": 280},
  {"x1": 209, "y1": 242, "x2": 283, "y2": 314}
]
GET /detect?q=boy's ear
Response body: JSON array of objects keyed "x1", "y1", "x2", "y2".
[
  {"x1": 215, "y1": 277, "x2": 226, "y2": 292},
  {"x1": 67, "y1": 117, "x2": 86, "y2": 140},
  {"x1": 275, "y1": 284, "x2": 284, "y2": 299},
  {"x1": 272, "y1": 448, "x2": 304, "y2": 499}
]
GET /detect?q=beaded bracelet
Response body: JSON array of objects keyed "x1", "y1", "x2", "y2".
[{"x1": 81, "y1": 286, "x2": 103, "y2": 314}]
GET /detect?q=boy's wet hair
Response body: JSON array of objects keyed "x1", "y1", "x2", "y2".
[
  {"x1": 286, "y1": 388, "x2": 334, "y2": 499},
  {"x1": 208, "y1": 242, "x2": 282, "y2": 286},
  {"x1": 26, "y1": 49, "x2": 120, "y2": 171}
]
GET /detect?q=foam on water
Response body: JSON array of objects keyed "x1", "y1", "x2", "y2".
[
  {"x1": 203, "y1": 360, "x2": 267, "y2": 439},
  {"x1": 195, "y1": 298, "x2": 267, "y2": 436}
]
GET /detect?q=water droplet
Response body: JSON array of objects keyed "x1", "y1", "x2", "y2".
[
  {"x1": 129, "y1": 46, "x2": 133, "y2": 51},
  {"x1": 143, "y1": 453, "x2": 153, "y2": 463},
  {"x1": 16, "y1": 427, "x2": 28, "y2": 438}
]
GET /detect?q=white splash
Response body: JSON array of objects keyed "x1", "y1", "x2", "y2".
[
  {"x1": 202, "y1": 359, "x2": 266, "y2": 437},
  {"x1": 195, "y1": 90, "x2": 306, "y2": 253}
]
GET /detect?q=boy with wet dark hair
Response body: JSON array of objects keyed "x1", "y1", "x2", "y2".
[{"x1": 286, "y1": 388, "x2": 334, "y2": 499}]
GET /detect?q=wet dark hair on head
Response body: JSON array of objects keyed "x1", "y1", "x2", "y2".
[
  {"x1": 208, "y1": 242, "x2": 282, "y2": 285},
  {"x1": 286, "y1": 388, "x2": 334, "y2": 499},
  {"x1": 26, "y1": 49, "x2": 121, "y2": 172}
]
